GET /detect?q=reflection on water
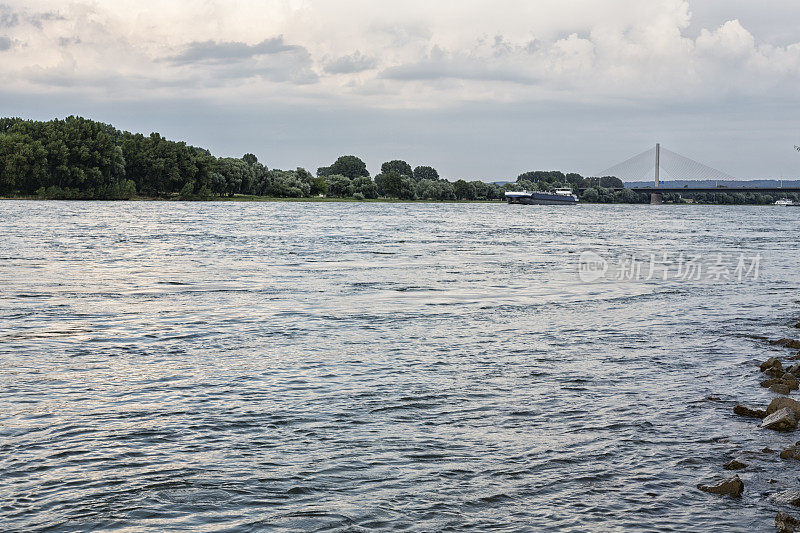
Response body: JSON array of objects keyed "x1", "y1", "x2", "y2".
[{"x1": 1, "y1": 200, "x2": 799, "y2": 531}]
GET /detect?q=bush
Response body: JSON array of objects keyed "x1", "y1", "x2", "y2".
[{"x1": 178, "y1": 182, "x2": 195, "y2": 200}]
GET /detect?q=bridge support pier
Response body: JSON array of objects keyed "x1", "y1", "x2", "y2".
[{"x1": 650, "y1": 193, "x2": 663, "y2": 205}]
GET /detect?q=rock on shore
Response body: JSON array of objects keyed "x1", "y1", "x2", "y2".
[
  {"x1": 762, "y1": 408, "x2": 799, "y2": 432},
  {"x1": 697, "y1": 475, "x2": 744, "y2": 497},
  {"x1": 780, "y1": 445, "x2": 800, "y2": 461},
  {"x1": 785, "y1": 374, "x2": 800, "y2": 390},
  {"x1": 772, "y1": 339, "x2": 800, "y2": 349},
  {"x1": 772, "y1": 383, "x2": 793, "y2": 395},
  {"x1": 772, "y1": 490, "x2": 800, "y2": 507},
  {"x1": 778, "y1": 511, "x2": 800, "y2": 533},
  {"x1": 723, "y1": 459, "x2": 748, "y2": 470},
  {"x1": 734, "y1": 404, "x2": 766, "y2": 418},
  {"x1": 763, "y1": 358, "x2": 784, "y2": 372},
  {"x1": 767, "y1": 398, "x2": 800, "y2": 417}
]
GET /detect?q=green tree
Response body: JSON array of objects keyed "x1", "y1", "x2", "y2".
[
  {"x1": 565, "y1": 173, "x2": 584, "y2": 185},
  {"x1": 379, "y1": 171, "x2": 403, "y2": 198},
  {"x1": 416, "y1": 179, "x2": 455, "y2": 201},
  {"x1": 381, "y1": 160, "x2": 412, "y2": 177},
  {"x1": 453, "y1": 179, "x2": 471, "y2": 200},
  {"x1": 352, "y1": 176, "x2": 378, "y2": 199},
  {"x1": 470, "y1": 180, "x2": 489, "y2": 200},
  {"x1": 398, "y1": 177, "x2": 417, "y2": 200},
  {"x1": 518, "y1": 170, "x2": 566, "y2": 183},
  {"x1": 311, "y1": 176, "x2": 328, "y2": 195},
  {"x1": 413, "y1": 165, "x2": 439, "y2": 182},
  {"x1": 179, "y1": 181, "x2": 195, "y2": 200},
  {"x1": 327, "y1": 174, "x2": 354, "y2": 197},
  {"x1": 599, "y1": 176, "x2": 624, "y2": 188},
  {"x1": 329, "y1": 155, "x2": 369, "y2": 179},
  {"x1": 582, "y1": 188, "x2": 600, "y2": 202}
]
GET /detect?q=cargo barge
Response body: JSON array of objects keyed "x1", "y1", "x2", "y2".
[{"x1": 505, "y1": 188, "x2": 579, "y2": 205}]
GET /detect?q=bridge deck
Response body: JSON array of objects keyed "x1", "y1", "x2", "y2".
[{"x1": 578, "y1": 187, "x2": 800, "y2": 195}]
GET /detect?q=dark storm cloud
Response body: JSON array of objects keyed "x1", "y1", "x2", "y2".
[
  {"x1": 166, "y1": 36, "x2": 304, "y2": 65},
  {"x1": 323, "y1": 51, "x2": 377, "y2": 74}
]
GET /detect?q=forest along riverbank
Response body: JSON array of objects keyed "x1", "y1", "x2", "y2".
[{"x1": 710, "y1": 316, "x2": 800, "y2": 532}]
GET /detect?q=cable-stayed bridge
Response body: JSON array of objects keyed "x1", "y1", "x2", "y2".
[
  {"x1": 591, "y1": 144, "x2": 800, "y2": 203},
  {"x1": 597, "y1": 144, "x2": 735, "y2": 186}
]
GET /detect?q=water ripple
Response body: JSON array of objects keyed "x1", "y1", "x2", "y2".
[{"x1": 0, "y1": 201, "x2": 798, "y2": 531}]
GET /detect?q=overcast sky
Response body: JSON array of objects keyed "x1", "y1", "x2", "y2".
[{"x1": 1, "y1": 0, "x2": 799, "y2": 180}]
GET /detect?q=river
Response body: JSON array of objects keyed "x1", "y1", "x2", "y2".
[{"x1": 1, "y1": 200, "x2": 799, "y2": 531}]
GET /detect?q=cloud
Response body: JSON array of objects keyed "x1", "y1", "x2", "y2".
[
  {"x1": 158, "y1": 36, "x2": 319, "y2": 85},
  {"x1": 0, "y1": 5, "x2": 19, "y2": 28},
  {"x1": 26, "y1": 11, "x2": 63, "y2": 29},
  {"x1": 166, "y1": 37, "x2": 302, "y2": 66},
  {"x1": 0, "y1": 3, "x2": 63, "y2": 29},
  {"x1": 324, "y1": 51, "x2": 377, "y2": 74},
  {"x1": 0, "y1": 0, "x2": 798, "y2": 107},
  {"x1": 380, "y1": 43, "x2": 541, "y2": 85},
  {"x1": 1, "y1": 0, "x2": 800, "y2": 179}
]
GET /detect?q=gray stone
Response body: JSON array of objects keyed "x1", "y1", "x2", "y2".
[
  {"x1": 723, "y1": 459, "x2": 748, "y2": 470},
  {"x1": 777, "y1": 511, "x2": 800, "y2": 533},
  {"x1": 767, "y1": 397, "x2": 800, "y2": 417},
  {"x1": 697, "y1": 475, "x2": 744, "y2": 497},
  {"x1": 768, "y1": 366, "x2": 787, "y2": 377},
  {"x1": 762, "y1": 407, "x2": 798, "y2": 432},
  {"x1": 771, "y1": 490, "x2": 800, "y2": 506},
  {"x1": 785, "y1": 374, "x2": 800, "y2": 390},
  {"x1": 771, "y1": 383, "x2": 792, "y2": 395},
  {"x1": 763, "y1": 357, "x2": 784, "y2": 372},
  {"x1": 763, "y1": 378, "x2": 784, "y2": 388},
  {"x1": 781, "y1": 446, "x2": 800, "y2": 460},
  {"x1": 734, "y1": 404, "x2": 766, "y2": 419},
  {"x1": 772, "y1": 339, "x2": 800, "y2": 349}
]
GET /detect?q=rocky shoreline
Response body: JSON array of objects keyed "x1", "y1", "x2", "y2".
[{"x1": 702, "y1": 325, "x2": 800, "y2": 532}]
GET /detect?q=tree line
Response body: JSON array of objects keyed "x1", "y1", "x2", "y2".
[
  {"x1": 0, "y1": 116, "x2": 792, "y2": 204},
  {"x1": 0, "y1": 116, "x2": 510, "y2": 201}
]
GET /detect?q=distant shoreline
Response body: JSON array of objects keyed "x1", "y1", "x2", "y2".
[
  {"x1": 0, "y1": 195, "x2": 500, "y2": 204},
  {"x1": 1, "y1": 196, "x2": 790, "y2": 206}
]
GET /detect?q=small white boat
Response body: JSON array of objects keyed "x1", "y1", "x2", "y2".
[{"x1": 775, "y1": 198, "x2": 794, "y2": 206}]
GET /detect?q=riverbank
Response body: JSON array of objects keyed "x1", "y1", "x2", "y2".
[
  {"x1": 0, "y1": 195, "x2": 501, "y2": 204},
  {"x1": 717, "y1": 311, "x2": 800, "y2": 531}
]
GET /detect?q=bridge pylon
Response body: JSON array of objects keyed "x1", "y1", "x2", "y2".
[{"x1": 595, "y1": 143, "x2": 736, "y2": 205}]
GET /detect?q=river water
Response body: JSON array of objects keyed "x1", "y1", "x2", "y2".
[{"x1": 1, "y1": 200, "x2": 799, "y2": 532}]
